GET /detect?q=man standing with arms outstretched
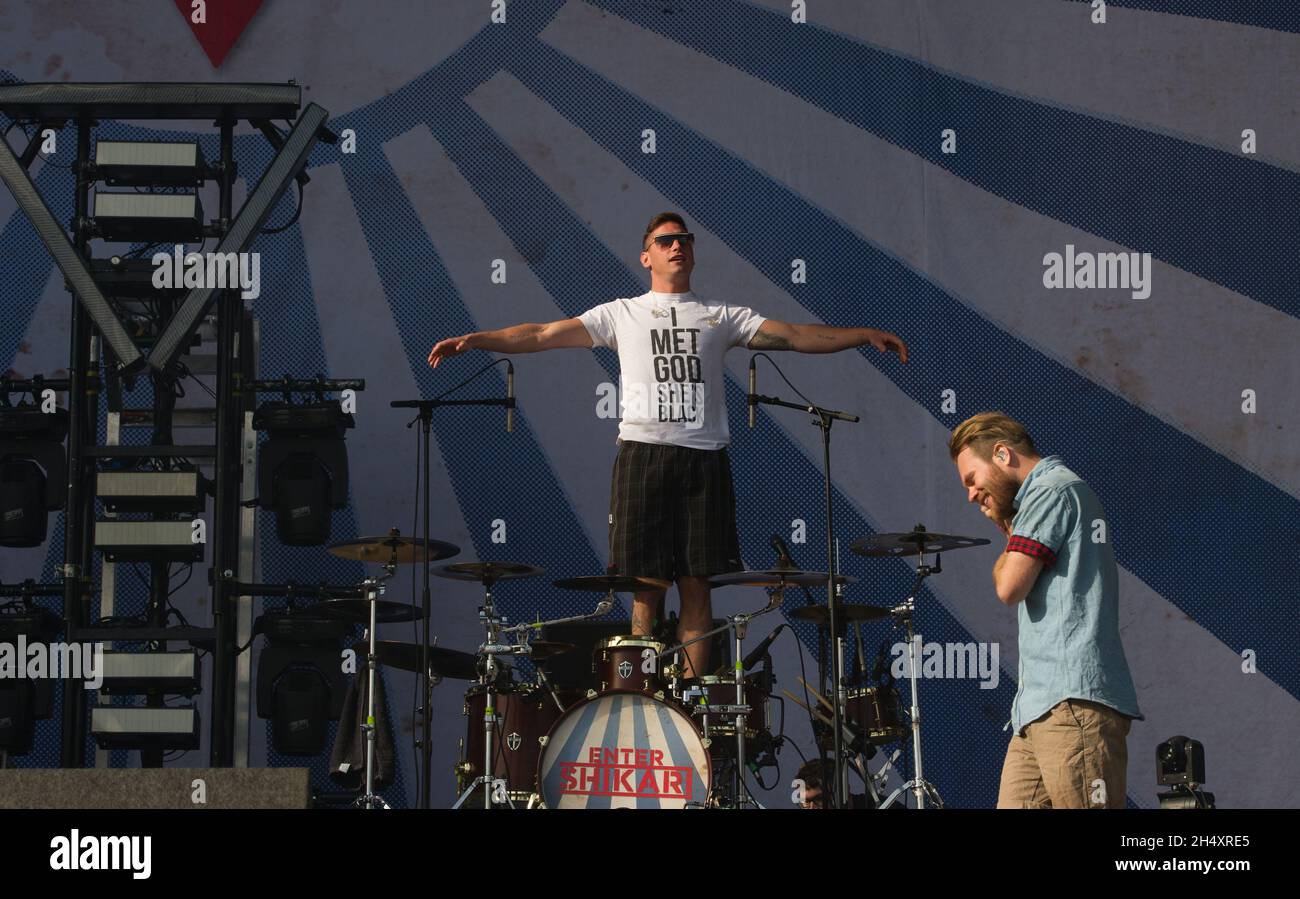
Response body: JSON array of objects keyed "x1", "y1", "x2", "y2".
[{"x1": 428, "y1": 212, "x2": 908, "y2": 678}]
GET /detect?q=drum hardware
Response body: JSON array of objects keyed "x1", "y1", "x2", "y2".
[
  {"x1": 658, "y1": 572, "x2": 784, "y2": 807},
  {"x1": 353, "y1": 562, "x2": 395, "y2": 809},
  {"x1": 329, "y1": 525, "x2": 462, "y2": 810},
  {"x1": 859, "y1": 526, "x2": 988, "y2": 810},
  {"x1": 451, "y1": 571, "x2": 617, "y2": 808}
]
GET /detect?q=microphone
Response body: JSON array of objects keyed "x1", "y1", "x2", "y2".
[
  {"x1": 741, "y1": 623, "x2": 786, "y2": 672},
  {"x1": 748, "y1": 356, "x2": 756, "y2": 428},
  {"x1": 505, "y1": 360, "x2": 515, "y2": 433},
  {"x1": 770, "y1": 534, "x2": 794, "y2": 569}
]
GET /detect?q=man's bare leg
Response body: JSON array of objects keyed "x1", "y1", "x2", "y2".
[
  {"x1": 677, "y1": 576, "x2": 713, "y2": 678},
  {"x1": 631, "y1": 585, "x2": 669, "y2": 637}
]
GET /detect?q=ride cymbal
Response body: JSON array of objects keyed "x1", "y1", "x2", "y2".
[{"x1": 327, "y1": 535, "x2": 461, "y2": 564}]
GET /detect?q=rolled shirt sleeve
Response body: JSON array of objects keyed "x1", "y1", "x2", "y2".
[{"x1": 1009, "y1": 485, "x2": 1077, "y2": 568}]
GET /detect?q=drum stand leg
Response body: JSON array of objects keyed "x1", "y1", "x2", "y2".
[
  {"x1": 451, "y1": 580, "x2": 515, "y2": 809},
  {"x1": 732, "y1": 619, "x2": 750, "y2": 808},
  {"x1": 877, "y1": 554, "x2": 944, "y2": 809},
  {"x1": 353, "y1": 571, "x2": 393, "y2": 809}
]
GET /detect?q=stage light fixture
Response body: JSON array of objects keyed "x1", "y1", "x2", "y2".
[
  {"x1": 0, "y1": 604, "x2": 60, "y2": 755},
  {"x1": 1156, "y1": 735, "x2": 1215, "y2": 809},
  {"x1": 255, "y1": 610, "x2": 350, "y2": 756},
  {"x1": 0, "y1": 404, "x2": 69, "y2": 548},
  {"x1": 254, "y1": 400, "x2": 353, "y2": 546}
]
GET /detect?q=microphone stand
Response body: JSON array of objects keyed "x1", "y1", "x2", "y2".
[
  {"x1": 392, "y1": 366, "x2": 515, "y2": 809},
  {"x1": 748, "y1": 355, "x2": 859, "y2": 809}
]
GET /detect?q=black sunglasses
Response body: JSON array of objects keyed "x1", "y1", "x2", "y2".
[{"x1": 648, "y1": 232, "x2": 694, "y2": 249}]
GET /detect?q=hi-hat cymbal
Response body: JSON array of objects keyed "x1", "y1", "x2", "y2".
[
  {"x1": 313, "y1": 598, "x2": 426, "y2": 623},
  {"x1": 709, "y1": 569, "x2": 858, "y2": 588},
  {"x1": 434, "y1": 561, "x2": 545, "y2": 583},
  {"x1": 327, "y1": 535, "x2": 461, "y2": 564},
  {"x1": 850, "y1": 529, "x2": 990, "y2": 557},
  {"x1": 789, "y1": 603, "x2": 889, "y2": 626},
  {"x1": 552, "y1": 575, "x2": 668, "y2": 593},
  {"x1": 522, "y1": 640, "x2": 575, "y2": 660},
  {"x1": 373, "y1": 641, "x2": 478, "y2": 679}
]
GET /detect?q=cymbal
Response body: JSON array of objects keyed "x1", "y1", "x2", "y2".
[
  {"x1": 522, "y1": 640, "x2": 575, "y2": 660},
  {"x1": 789, "y1": 603, "x2": 889, "y2": 625},
  {"x1": 552, "y1": 575, "x2": 668, "y2": 593},
  {"x1": 434, "y1": 561, "x2": 545, "y2": 583},
  {"x1": 709, "y1": 569, "x2": 858, "y2": 588},
  {"x1": 327, "y1": 535, "x2": 461, "y2": 564},
  {"x1": 373, "y1": 640, "x2": 478, "y2": 679},
  {"x1": 312, "y1": 598, "x2": 426, "y2": 624},
  {"x1": 850, "y1": 529, "x2": 990, "y2": 557}
]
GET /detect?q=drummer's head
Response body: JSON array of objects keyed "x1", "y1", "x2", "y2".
[
  {"x1": 949, "y1": 413, "x2": 1041, "y2": 522},
  {"x1": 793, "y1": 759, "x2": 835, "y2": 809}
]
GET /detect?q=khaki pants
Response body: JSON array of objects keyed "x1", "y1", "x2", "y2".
[{"x1": 997, "y1": 699, "x2": 1130, "y2": 808}]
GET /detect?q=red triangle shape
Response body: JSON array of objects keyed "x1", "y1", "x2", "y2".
[{"x1": 174, "y1": 0, "x2": 265, "y2": 69}]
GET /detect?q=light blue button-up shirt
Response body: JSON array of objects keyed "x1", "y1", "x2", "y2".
[{"x1": 1008, "y1": 455, "x2": 1142, "y2": 734}]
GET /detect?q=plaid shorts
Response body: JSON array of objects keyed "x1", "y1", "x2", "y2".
[{"x1": 608, "y1": 440, "x2": 743, "y2": 582}]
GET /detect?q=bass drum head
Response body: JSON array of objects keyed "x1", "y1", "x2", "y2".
[{"x1": 537, "y1": 692, "x2": 710, "y2": 809}]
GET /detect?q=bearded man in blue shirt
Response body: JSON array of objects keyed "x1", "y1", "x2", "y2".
[{"x1": 950, "y1": 412, "x2": 1141, "y2": 808}]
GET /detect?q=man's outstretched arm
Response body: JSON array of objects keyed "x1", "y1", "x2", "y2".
[
  {"x1": 427, "y1": 318, "x2": 593, "y2": 368},
  {"x1": 747, "y1": 319, "x2": 908, "y2": 362}
]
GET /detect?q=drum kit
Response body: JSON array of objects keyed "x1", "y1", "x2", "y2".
[{"x1": 309, "y1": 522, "x2": 988, "y2": 809}]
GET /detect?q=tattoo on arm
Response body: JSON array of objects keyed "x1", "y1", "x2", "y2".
[{"x1": 748, "y1": 329, "x2": 794, "y2": 350}]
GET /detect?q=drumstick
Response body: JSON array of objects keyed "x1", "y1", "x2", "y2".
[
  {"x1": 796, "y1": 675, "x2": 835, "y2": 713},
  {"x1": 781, "y1": 689, "x2": 833, "y2": 727}
]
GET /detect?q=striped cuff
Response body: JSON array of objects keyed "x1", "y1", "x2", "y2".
[{"x1": 1006, "y1": 535, "x2": 1056, "y2": 568}]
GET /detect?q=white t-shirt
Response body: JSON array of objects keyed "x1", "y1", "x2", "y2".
[{"x1": 578, "y1": 291, "x2": 767, "y2": 450}]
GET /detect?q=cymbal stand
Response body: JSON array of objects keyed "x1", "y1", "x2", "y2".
[
  {"x1": 663, "y1": 587, "x2": 782, "y2": 808},
  {"x1": 452, "y1": 573, "x2": 511, "y2": 809},
  {"x1": 878, "y1": 549, "x2": 945, "y2": 809},
  {"x1": 354, "y1": 562, "x2": 395, "y2": 809}
]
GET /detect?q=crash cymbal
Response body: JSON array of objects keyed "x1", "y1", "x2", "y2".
[
  {"x1": 522, "y1": 640, "x2": 575, "y2": 660},
  {"x1": 434, "y1": 561, "x2": 545, "y2": 583},
  {"x1": 312, "y1": 598, "x2": 426, "y2": 624},
  {"x1": 373, "y1": 640, "x2": 478, "y2": 679},
  {"x1": 327, "y1": 535, "x2": 461, "y2": 564},
  {"x1": 850, "y1": 528, "x2": 990, "y2": 557},
  {"x1": 709, "y1": 569, "x2": 858, "y2": 588},
  {"x1": 552, "y1": 575, "x2": 668, "y2": 593},
  {"x1": 789, "y1": 603, "x2": 889, "y2": 625}
]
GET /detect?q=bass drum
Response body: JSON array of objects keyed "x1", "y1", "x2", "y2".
[{"x1": 536, "y1": 692, "x2": 711, "y2": 809}]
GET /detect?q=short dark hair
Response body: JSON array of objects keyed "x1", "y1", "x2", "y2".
[{"x1": 642, "y1": 212, "x2": 687, "y2": 249}]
